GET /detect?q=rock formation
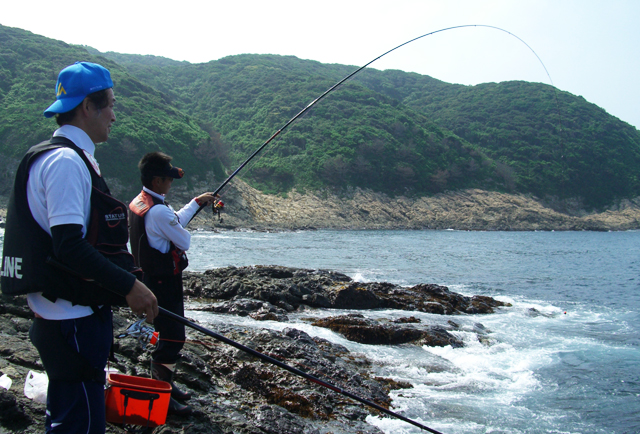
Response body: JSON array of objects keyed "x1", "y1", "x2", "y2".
[
  {"x1": 0, "y1": 266, "x2": 509, "y2": 433},
  {"x1": 185, "y1": 180, "x2": 640, "y2": 231}
]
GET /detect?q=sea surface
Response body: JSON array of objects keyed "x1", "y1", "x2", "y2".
[
  {"x1": 2, "y1": 229, "x2": 639, "y2": 433},
  {"x1": 186, "y1": 229, "x2": 640, "y2": 434}
]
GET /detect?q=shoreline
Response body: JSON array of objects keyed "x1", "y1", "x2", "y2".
[
  {"x1": 2, "y1": 183, "x2": 639, "y2": 232},
  {"x1": 183, "y1": 180, "x2": 640, "y2": 232}
]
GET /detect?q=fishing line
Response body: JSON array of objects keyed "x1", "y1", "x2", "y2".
[{"x1": 188, "y1": 23, "x2": 559, "y2": 225}]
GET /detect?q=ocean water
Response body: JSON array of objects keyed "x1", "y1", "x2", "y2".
[
  {"x1": 2, "y1": 229, "x2": 638, "y2": 433},
  {"x1": 186, "y1": 229, "x2": 640, "y2": 434}
]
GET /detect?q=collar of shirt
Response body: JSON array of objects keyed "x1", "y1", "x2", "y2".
[
  {"x1": 143, "y1": 186, "x2": 166, "y2": 203},
  {"x1": 53, "y1": 125, "x2": 96, "y2": 156}
]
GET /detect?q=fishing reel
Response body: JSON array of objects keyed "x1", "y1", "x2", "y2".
[
  {"x1": 212, "y1": 199, "x2": 224, "y2": 223},
  {"x1": 116, "y1": 318, "x2": 159, "y2": 351}
]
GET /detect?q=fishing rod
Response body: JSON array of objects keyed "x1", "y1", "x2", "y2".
[
  {"x1": 159, "y1": 307, "x2": 444, "y2": 433},
  {"x1": 45, "y1": 256, "x2": 443, "y2": 432},
  {"x1": 189, "y1": 24, "x2": 555, "y2": 225}
]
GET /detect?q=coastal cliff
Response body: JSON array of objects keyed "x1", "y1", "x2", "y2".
[
  {"x1": 1, "y1": 179, "x2": 638, "y2": 232},
  {"x1": 185, "y1": 179, "x2": 640, "y2": 232}
]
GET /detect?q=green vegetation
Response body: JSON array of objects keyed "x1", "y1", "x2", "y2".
[
  {"x1": 0, "y1": 25, "x2": 225, "y2": 198},
  {"x1": 1, "y1": 24, "x2": 639, "y2": 209},
  {"x1": 359, "y1": 73, "x2": 640, "y2": 207}
]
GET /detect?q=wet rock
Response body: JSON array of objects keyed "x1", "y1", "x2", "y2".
[
  {"x1": 473, "y1": 323, "x2": 489, "y2": 334},
  {"x1": 470, "y1": 295, "x2": 505, "y2": 314},
  {"x1": 374, "y1": 376, "x2": 414, "y2": 391},
  {"x1": 249, "y1": 310, "x2": 288, "y2": 322},
  {"x1": 0, "y1": 295, "x2": 388, "y2": 434},
  {"x1": 0, "y1": 388, "x2": 32, "y2": 430},
  {"x1": 193, "y1": 298, "x2": 289, "y2": 321},
  {"x1": 526, "y1": 307, "x2": 556, "y2": 318},
  {"x1": 393, "y1": 316, "x2": 421, "y2": 324},
  {"x1": 447, "y1": 320, "x2": 460, "y2": 329},
  {"x1": 184, "y1": 265, "x2": 510, "y2": 315},
  {"x1": 311, "y1": 314, "x2": 463, "y2": 347}
]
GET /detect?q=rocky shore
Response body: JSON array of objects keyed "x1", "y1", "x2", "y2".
[
  {"x1": 0, "y1": 265, "x2": 510, "y2": 434},
  {"x1": 2, "y1": 180, "x2": 639, "y2": 231},
  {"x1": 180, "y1": 180, "x2": 640, "y2": 232}
]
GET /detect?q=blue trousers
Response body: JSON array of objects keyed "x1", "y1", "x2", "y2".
[{"x1": 30, "y1": 305, "x2": 112, "y2": 434}]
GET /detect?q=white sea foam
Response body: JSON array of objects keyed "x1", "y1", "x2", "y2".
[
  {"x1": 352, "y1": 272, "x2": 366, "y2": 282},
  {"x1": 177, "y1": 230, "x2": 640, "y2": 433}
]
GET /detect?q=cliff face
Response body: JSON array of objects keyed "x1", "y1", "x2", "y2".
[
  {"x1": 2, "y1": 179, "x2": 638, "y2": 232},
  {"x1": 188, "y1": 180, "x2": 640, "y2": 232}
]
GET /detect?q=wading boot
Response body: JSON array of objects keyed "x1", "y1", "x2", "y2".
[
  {"x1": 151, "y1": 361, "x2": 192, "y2": 415},
  {"x1": 167, "y1": 396, "x2": 192, "y2": 416}
]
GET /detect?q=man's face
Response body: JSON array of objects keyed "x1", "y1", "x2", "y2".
[{"x1": 86, "y1": 88, "x2": 116, "y2": 143}]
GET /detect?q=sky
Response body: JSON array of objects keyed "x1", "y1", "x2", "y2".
[{"x1": 3, "y1": 0, "x2": 639, "y2": 129}]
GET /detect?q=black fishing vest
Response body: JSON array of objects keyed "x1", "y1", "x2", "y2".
[
  {"x1": 129, "y1": 190, "x2": 188, "y2": 277},
  {"x1": 0, "y1": 137, "x2": 139, "y2": 306}
]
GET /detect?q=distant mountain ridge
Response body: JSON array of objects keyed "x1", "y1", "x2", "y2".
[{"x1": 1, "y1": 24, "x2": 639, "y2": 211}]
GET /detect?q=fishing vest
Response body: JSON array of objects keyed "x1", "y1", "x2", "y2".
[
  {"x1": 129, "y1": 190, "x2": 188, "y2": 277},
  {"x1": 0, "y1": 137, "x2": 139, "y2": 306}
]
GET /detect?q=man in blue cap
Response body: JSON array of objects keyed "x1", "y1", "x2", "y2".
[{"x1": 1, "y1": 61, "x2": 158, "y2": 433}]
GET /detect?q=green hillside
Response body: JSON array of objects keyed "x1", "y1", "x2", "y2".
[
  {"x1": 111, "y1": 54, "x2": 501, "y2": 194},
  {"x1": 2, "y1": 24, "x2": 639, "y2": 210},
  {"x1": 353, "y1": 70, "x2": 640, "y2": 207},
  {"x1": 0, "y1": 25, "x2": 226, "y2": 200}
]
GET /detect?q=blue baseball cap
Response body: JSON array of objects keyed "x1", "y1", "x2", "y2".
[{"x1": 43, "y1": 61, "x2": 114, "y2": 118}]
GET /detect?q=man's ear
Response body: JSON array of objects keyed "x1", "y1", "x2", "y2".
[
  {"x1": 151, "y1": 176, "x2": 162, "y2": 190},
  {"x1": 80, "y1": 97, "x2": 92, "y2": 117}
]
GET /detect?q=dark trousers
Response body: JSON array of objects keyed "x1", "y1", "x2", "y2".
[
  {"x1": 29, "y1": 305, "x2": 112, "y2": 434},
  {"x1": 145, "y1": 273, "x2": 185, "y2": 364}
]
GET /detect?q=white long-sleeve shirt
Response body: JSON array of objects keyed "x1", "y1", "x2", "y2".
[
  {"x1": 142, "y1": 187, "x2": 200, "y2": 253},
  {"x1": 26, "y1": 125, "x2": 97, "y2": 319}
]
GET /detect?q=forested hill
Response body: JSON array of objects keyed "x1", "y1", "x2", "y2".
[
  {"x1": 356, "y1": 72, "x2": 640, "y2": 209},
  {"x1": 82, "y1": 49, "x2": 640, "y2": 209},
  {"x1": 0, "y1": 25, "x2": 226, "y2": 199},
  {"x1": 2, "y1": 24, "x2": 639, "y2": 210}
]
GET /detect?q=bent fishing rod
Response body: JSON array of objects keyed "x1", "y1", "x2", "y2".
[
  {"x1": 189, "y1": 24, "x2": 555, "y2": 225},
  {"x1": 45, "y1": 256, "x2": 444, "y2": 433}
]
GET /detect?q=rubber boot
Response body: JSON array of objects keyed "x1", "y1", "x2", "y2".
[
  {"x1": 151, "y1": 361, "x2": 192, "y2": 415},
  {"x1": 166, "y1": 396, "x2": 192, "y2": 416},
  {"x1": 151, "y1": 361, "x2": 192, "y2": 401}
]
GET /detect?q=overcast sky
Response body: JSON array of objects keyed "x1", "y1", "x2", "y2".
[{"x1": 3, "y1": 0, "x2": 639, "y2": 129}]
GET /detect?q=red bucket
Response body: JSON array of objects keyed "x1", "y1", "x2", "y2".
[{"x1": 105, "y1": 373, "x2": 171, "y2": 427}]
